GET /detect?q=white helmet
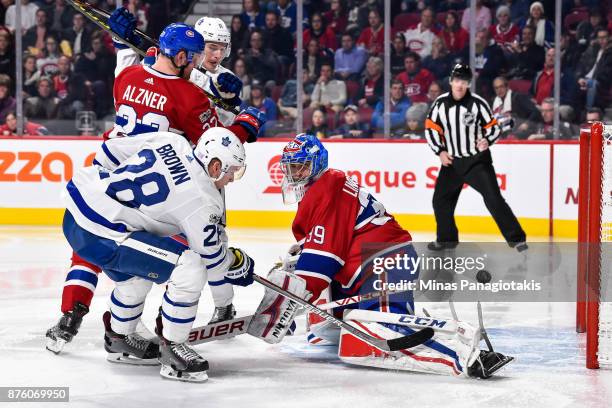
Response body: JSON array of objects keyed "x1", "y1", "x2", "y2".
[
  {"x1": 194, "y1": 127, "x2": 246, "y2": 181},
  {"x1": 194, "y1": 17, "x2": 231, "y2": 60}
]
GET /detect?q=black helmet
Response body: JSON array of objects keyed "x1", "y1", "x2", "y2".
[{"x1": 450, "y1": 63, "x2": 472, "y2": 82}]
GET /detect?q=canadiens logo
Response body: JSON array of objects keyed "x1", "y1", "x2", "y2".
[
  {"x1": 186, "y1": 30, "x2": 195, "y2": 37},
  {"x1": 199, "y1": 110, "x2": 211, "y2": 123},
  {"x1": 283, "y1": 140, "x2": 304, "y2": 153},
  {"x1": 462, "y1": 112, "x2": 476, "y2": 126},
  {"x1": 263, "y1": 155, "x2": 283, "y2": 194}
]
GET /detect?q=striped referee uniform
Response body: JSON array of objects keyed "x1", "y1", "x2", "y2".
[{"x1": 425, "y1": 90, "x2": 526, "y2": 246}]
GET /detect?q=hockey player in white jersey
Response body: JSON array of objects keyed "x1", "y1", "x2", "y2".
[{"x1": 61, "y1": 127, "x2": 255, "y2": 382}]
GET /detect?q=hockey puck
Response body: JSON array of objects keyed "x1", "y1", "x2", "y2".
[{"x1": 476, "y1": 270, "x2": 492, "y2": 284}]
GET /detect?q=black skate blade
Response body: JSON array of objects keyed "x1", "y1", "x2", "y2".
[
  {"x1": 106, "y1": 352, "x2": 160, "y2": 366},
  {"x1": 160, "y1": 365, "x2": 208, "y2": 383},
  {"x1": 387, "y1": 328, "x2": 434, "y2": 351},
  {"x1": 484, "y1": 355, "x2": 514, "y2": 378}
]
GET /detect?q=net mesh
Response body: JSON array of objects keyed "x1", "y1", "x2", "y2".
[{"x1": 599, "y1": 125, "x2": 612, "y2": 366}]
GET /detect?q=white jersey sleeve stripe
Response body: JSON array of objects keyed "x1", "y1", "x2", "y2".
[{"x1": 302, "y1": 248, "x2": 346, "y2": 266}]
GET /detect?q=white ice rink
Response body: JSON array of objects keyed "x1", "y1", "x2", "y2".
[{"x1": 1, "y1": 226, "x2": 611, "y2": 408}]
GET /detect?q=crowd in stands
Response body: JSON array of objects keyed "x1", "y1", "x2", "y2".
[{"x1": 0, "y1": 0, "x2": 610, "y2": 139}]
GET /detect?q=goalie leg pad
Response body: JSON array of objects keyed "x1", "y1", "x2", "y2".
[
  {"x1": 338, "y1": 309, "x2": 481, "y2": 377},
  {"x1": 306, "y1": 289, "x2": 340, "y2": 345},
  {"x1": 247, "y1": 269, "x2": 310, "y2": 343}
]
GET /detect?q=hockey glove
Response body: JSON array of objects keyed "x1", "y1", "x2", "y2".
[
  {"x1": 225, "y1": 247, "x2": 255, "y2": 287},
  {"x1": 109, "y1": 7, "x2": 141, "y2": 47},
  {"x1": 209, "y1": 73, "x2": 243, "y2": 111},
  {"x1": 233, "y1": 107, "x2": 267, "y2": 143}
]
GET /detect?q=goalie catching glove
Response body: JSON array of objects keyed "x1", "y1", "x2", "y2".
[
  {"x1": 247, "y1": 269, "x2": 311, "y2": 343},
  {"x1": 223, "y1": 248, "x2": 255, "y2": 287}
]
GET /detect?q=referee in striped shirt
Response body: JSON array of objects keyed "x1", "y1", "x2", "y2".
[{"x1": 425, "y1": 64, "x2": 527, "y2": 252}]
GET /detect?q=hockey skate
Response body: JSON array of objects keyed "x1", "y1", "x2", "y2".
[
  {"x1": 208, "y1": 304, "x2": 236, "y2": 324},
  {"x1": 46, "y1": 302, "x2": 89, "y2": 354},
  {"x1": 468, "y1": 350, "x2": 514, "y2": 379},
  {"x1": 157, "y1": 316, "x2": 209, "y2": 382},
  {"x1": 103, "y1": 312, "x2": 159, "y2": 365}
]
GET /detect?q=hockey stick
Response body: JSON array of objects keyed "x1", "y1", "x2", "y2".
[
  {"x1": 188, "y1": 287, "x2": 410, "y2": 345},
  {"x1": 253, "y1": 274, "x2": 434, "y2": 352},
  {"x1": 65, "y1": 0, "x2": 241, "y2": 115}
]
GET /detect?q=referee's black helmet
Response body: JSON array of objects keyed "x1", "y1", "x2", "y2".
[{"x1": 450, "y1": 63, "x2": 473, "y2": 82}]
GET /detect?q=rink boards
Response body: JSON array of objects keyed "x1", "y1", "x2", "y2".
[{"x1": 0, "y1": 137, "x2": 579, "y2": 238}]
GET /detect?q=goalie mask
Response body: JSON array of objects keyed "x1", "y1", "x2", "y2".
[
  {"x1": 194, "y1": 127, "x2": 246, "y2": 182},
  {"x1": 280, "y1": 134, "x2": 328, "y2": 204},
  {"x1": 194, "y1": 17, "x2": 231, "y2": 67}
]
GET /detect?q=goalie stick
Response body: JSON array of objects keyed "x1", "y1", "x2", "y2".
[
  {"x1": 188, "y1": 286, "x2": 412, "y2": 345},
  {"x1": 65, "y1": 0, "x2": 241, "y2": 115},
  {"x1": 253, "y1": 274, "x2": 434, "y2": 352}
]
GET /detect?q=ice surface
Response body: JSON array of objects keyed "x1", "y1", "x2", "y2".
[{"x1": 0, "y1": 227, "x2": 611, "y2": 408}]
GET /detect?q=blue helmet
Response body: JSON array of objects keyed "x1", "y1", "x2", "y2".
[
  {"x1": 280, "y1": 133, "x2": 328, "y2": 185},
  {"x1": 159, "y1": 23, "x2": 204, "y2": 63}
]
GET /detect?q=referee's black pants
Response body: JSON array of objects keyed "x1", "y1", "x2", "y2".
[{"x1": 432, "y1": 150, "x2": 526, "y2": 245}]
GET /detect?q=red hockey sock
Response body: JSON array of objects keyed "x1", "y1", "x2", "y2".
[{"x1": 60, "y1": 252, "x2": 102, "y2": 313}]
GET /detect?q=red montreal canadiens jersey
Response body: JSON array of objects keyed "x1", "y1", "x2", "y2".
[
  {"x1": 292, "y1": 169, "x2": 412, "y2": 300},
  {"x1": 104, "y1": 65, "x2": 220, "y2": 144}
]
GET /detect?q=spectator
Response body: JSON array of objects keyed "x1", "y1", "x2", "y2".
[
  {"x1": 560, "y1": 32, "x2": 583, "y2": 74},
  {"x1": 395, "y1": 51, "x2": 434, "y2": 103},
  {"x1": 0, "y1": 111, "x2": 49, "y2": 136},
  {"x1": 532, "y1": 48, "x2": 576, "y2": 106},
  {"x1": 279, "y1": 70, "x2": 314, "y2": 119},
  {"x1": 324, "y1": 0, "x2": 347, "y2": 35},
  {"x1": 24, "y1": 76, "x2": 59, "y2": 119},
  {"x1": 242, "y1": 30, "x2": 279, "y2": 87},
  {"x1": 507, "y1": 25, "x2": 544, "y2": 80},
  {"x1": 403, "y1": 7, "x2": 437, "y2": 58},
  {"x1": 62, "y1": 13, "x2": 91, "y2": 56},
  {"x1": 262, "y1": 10, "x2": 293, "y2": 66},
  {"x1": 303, "y1": 38, "x2": 331, "y2": 89},
  {"x1": 24, "y1": 8, "x2": 56, "y2": 56},
  {"x1": 330, "y1": 104, "x2": 372, "y2": 139},
  {"x1": 372, "y1": 80, "x2": 411, "y2": 132},
  {"x1": 244, "y1": 80, "x2": 277, "y2": 132},
  {"x1": 46, "y1": 0, "x2": 74, "y2": 34},
  {"x1": 461, "y1": 0, "x2": 491, "y2": 33},
  {"x1": 276, "y1": 0, "x2": 307, "y2": 35},
  {"x1": 23, "y1": 54, "x2": 40, "y2": 97},
  {"x1": 491, "y1": 76, "x2": 542, "y2": 139},
  {"x1": 356, "y1": 9, "x2": 384, "y2": 56},
  {"x1": 5, "y1": 0, "x2": 39, "y2": 33},
  {"x1": 422, "y1": 36, "x2": 453, "y2": 83},
  {"x1": 439, "y1": 10, "x2": 468, "y2": 55},
  {"x1": 474, "y1": 28, "x2": 505, "y2": 98},
  {"x1": 576, "y1": 9, "x2": 607, "y2": 51},
  {"x1": 489, "y1": 5, "x2": 520, "y2": 54},
  {"x1": 0, "y1": 31, "x2": 14, "y2": 80},
  {"x1": 310, "y1": 62, "x2": 347, "y2": 113},
  {"x1": 427, "y1": 80, "x2": 443, "y2": 105},
  {"x1": 576, "y1": 28, "x2": 612, "y2": 110},
  {"x1": 519, "y1": 2, "x2": 554, "y2": 48},
  {"x1": 334, "y1": 33, "x2": 368, "y2": 81},
  {"x1": 57, "y1": 72, "x2": 90, "y2": 119},
  {"x1": 584, "y1": 107, "x2": 603, "y2": 125},
  {"x1": 396, "y1": 102, "x2": 428, "y2": 139},
  {"x1": 52, "y1": 54, "x2": 70, "y2": 100},
  {"x1": 229, "y1": 15, "x2": 249, "y2": 65},
  {"x1": 240, "y1": 0, "x2": 265, "y2": 30},
  {"x1": 527, "y1": 98, "x2": 575, "y2": 140},
  {"x1": 307, "y1": 107, "x2": 329, "y2": 139},
  {"x1": 303, "y1": 12, "x2": 338, "y2": 51},
  {"x1": 0, "y1": 74, "x2": 15, "y2": 121},
  {"x1": 36, "y1": 34, "x2": 61, "y2": 76},
  {"x1": 357, "y1": 55, "x2": 384, "y2": 107},
  {"x1": 232, "y1": 57, "x2": 251, "y2": 101},
  {"x1": 502, "y1": 0, "x2": 530, "y2": 23},
  {"x1": 126, "y1": 0, "x2": 148, "y2": 33},
  {"x1": 391, "y1": 32, "x2": 407, "y2": 76},
  {"x1": 74, "y1": 32, "x2": 114, "y2": 84}
]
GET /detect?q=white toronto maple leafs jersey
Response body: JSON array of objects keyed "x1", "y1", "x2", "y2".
[{"x1": 63, "y1": 131, "x2": 231, "y2": 273}]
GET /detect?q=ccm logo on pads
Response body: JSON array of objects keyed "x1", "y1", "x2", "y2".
[{"x1": 0, "y1": 151, "x2": 94, "y2": 182}]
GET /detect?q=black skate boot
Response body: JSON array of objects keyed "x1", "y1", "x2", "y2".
[
  {"x1": 46, "y1": 302, "x2": 89, "y2": 354},
  {"x1": 103, "y1": 311, "x2": 159, "y2": 365},
  {"x1": 208, "y1": 304, "x2": 236, "y2": 324},
  {"x1": 468, "y1": 350, "x2": 514, "y2": 379},
  {"x1": 156, "y1": 315, "x2": 209, "y2": 382}
]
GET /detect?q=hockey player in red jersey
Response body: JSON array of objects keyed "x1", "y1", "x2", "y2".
[
  {"x1": 247, "y1": 134, "x2": 513, "y2": 379},
  {"x1": 46, "y1": 18, "x2": 265, "y2": 354}
]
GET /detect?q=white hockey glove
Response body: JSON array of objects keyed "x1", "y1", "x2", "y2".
[
  {"x1": 247, "y1": 268, "x2": 311, "y2": 343},
  {"x1": 281, "y1": 243, "x2": 302, "y2": 272},
  {"x1": 224, "y1": 248, "x2": 254, "y2": 287}
]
